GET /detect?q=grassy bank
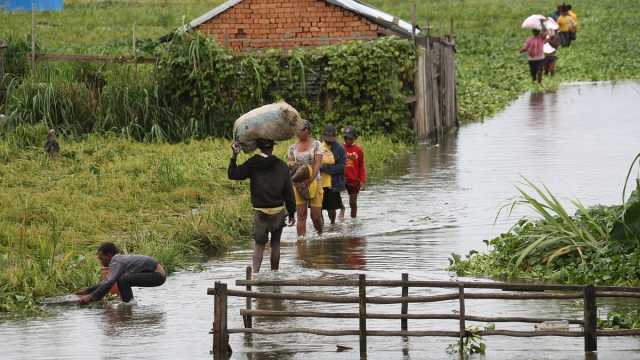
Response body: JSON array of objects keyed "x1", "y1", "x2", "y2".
[
  {"x1": 450, "y1": 167, "x2": 640, "y2": 286},
  {"x1": 0, "y1": 126, "x2": 409, "y2": 313},
  {"x1": 3, "y1": 0, "x2": 639, "y2": 122},
  {"x1": 449, "y1": 171, "x2": 640, "y2": 327}
]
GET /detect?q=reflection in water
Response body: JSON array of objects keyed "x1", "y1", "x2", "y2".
[
  {"x1": 296, "y1": 236, "x2": 366, "y2": 270},
  {"x1": 254, "y1": 286, "x2": 287, "y2": 320},
  {"x1": 101, "y1": 305, "x2": 166, "y2": 338},
  {"x1": 2, "y1": 82, "x2": 640, "y2": 360}
]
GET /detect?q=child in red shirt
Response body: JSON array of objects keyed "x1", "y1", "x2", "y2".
[{"x1": 341, "y1": 126, "x2": 366, "y2": 219}]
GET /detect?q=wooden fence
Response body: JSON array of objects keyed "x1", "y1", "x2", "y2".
[
  {"x1": 33, "y1": 53, "x2": 155, "y2": 64},
  {"x1": 208, "y1": 267, "x2": 640, "y2": 359},
  {"x1": 414, "y1": 36, "x2": 458, "y2": 144}
]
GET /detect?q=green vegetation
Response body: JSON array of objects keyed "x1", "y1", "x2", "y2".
[
  {"x1": 449, "y1": 155, "x2": 640, "y2": 285},
  {"x1": 156, "y1": 33, "x2": 414, "y2": 138},
  {"x1": 2, "y1": 0, "x2": 639, "y2": 315},
  {"x1": 446, "y1": 324, "x2": 495, "y2": 356},
  {"x1": 370, "y1": 0, "x2": 640, "y2": 121},
  {"x1": 450, "y1": 157, "x2": 640, "y2": 328},
  {"x1": 0, "y1": 125, "x2": 409, "y2": 313},
  {"x1": 3, "y1": 0, "x2": 639, "y2": 123},
  {"x1": 2, "y1": 35, "x2": 414, "y2": 140},
  {"x1": 0, "y1": 0, "x2": 215, "y2": 55}
]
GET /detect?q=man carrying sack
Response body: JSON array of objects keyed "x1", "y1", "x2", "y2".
[{"x1": 228, "y1": 138, "x2": 296, "y2": 273}]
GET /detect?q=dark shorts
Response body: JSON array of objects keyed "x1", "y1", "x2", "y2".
[
  {"x1": 528, "y1": 59, "x2": 544, "y2": 77},
  {"x1": 559, "y1": 32, "x2": 572, "y2": 47},
  {"x1": 545, "y1": 55, "x2": 557, "y2": 64},
  {"x1": 322, "y1": 188, "x2": 344, "y2": 210},
  {"x1": 253, "y1": 210, "x2": 286, "y2": 245},
  {"x1": 346, "y1": 181, "x2": 361, "y2": 195}
]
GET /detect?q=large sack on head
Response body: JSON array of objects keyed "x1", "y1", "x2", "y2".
[{"x1": 233, "y1": 102, "x2": 303, "y2": 152}]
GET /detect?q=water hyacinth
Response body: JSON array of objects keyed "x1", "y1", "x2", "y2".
[{"x1": 450, "y1": 156, "x2": 640, "y2": 286}]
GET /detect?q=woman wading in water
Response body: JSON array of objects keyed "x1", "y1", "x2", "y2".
[{"x1": 288, "y1": 120, "x2": 323, "y2": 240}]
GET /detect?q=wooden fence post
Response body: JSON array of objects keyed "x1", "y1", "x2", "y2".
[
  {"x1": 414, "y1": 46, "x2": 427, "y2": 141},
  {"x1": 401, "y1": 273, "x2": 408, "y2": 331},
  {"x1": 458, "y1": 284, "x2": 466, "y2": 354},
  {"x1": 359, "y1": 274, "x2": 367, "y2": 360},
  {"x1": 31, "y1": 1, "x2": 36, "y2": 74},
  {"x1": 584, "y1": 285, "x2": 597, "y2": 358},
  {"x1": 244, "y1": 266, "x2": 253, "y2": 328},
  {"x1": 213, "y1": 282, "x2": 231, "y2": 359},
  {"x1": 449, "y1": 18, "x2": 455, "y2": 40}
]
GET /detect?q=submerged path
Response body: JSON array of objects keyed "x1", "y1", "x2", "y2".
[{"x1": 2, "y1": 82, "x2": 640, "y2": 359}]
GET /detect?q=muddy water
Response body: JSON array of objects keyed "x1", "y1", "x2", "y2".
[{"x1": 2, "y1": 82, "x2": 640, "y2": 360}]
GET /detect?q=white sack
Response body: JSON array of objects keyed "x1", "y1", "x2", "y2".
[{"x1": 233, "y1": 102, "x2": 303, "y2": 153}]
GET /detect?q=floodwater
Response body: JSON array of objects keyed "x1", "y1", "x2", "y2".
[{"x1": 2, "y1": 81, "x2": 640, "y2": 360}]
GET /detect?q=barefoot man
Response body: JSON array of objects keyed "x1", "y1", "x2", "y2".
[
  {"x1": 77, "y1": 242, "x2": 166, "y2": 305},
  {"x1": 228, "y1": 138, "x2": 296, "y2": 273}
]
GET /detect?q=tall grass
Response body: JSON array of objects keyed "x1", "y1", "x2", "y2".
[
  {"x1": 0, "y1": 127, "x2": 409, "y2": 313},
  {"x1": 450, "y1": 166, "x2": 639, "y2": 284},
  {"x1": 500, "y1": 177, "x2": 610, "y2": 268}
]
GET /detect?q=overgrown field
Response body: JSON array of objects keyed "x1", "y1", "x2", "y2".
[
  {"x1": 0, "y1": 124, "x2": 409, "y2": 313},
  {"x1": 2, "y1": 0, "x2": 639, "y2": 122}
]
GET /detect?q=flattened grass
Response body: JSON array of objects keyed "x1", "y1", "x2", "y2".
[{"x1": 0, "y1": 126, "x2": 409, "y2": 313}]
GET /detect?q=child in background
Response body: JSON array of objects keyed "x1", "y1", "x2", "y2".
[
  {"x1": 520, "y1": 29, "x2": 545, "y2": 83},
  {"x1": 544, "y1": 30, "x2": 561, "y2": 76},
  {"x1": 341, "y1": 126, "x2": 366, "y2": 219}
]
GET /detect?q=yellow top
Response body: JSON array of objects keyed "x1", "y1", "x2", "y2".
[
  {"x1": 254, "y1": 206, "x2": 285, "y2": 215},
  {"x1": 569, "y1": 11, "x2": 579, "y2": 32},
  {"x1": 558, "y1": 14, "x2": 575, "y2": 32},
  {"x1": 320, "y1": 142, "x2": 335, "y2": 188}
]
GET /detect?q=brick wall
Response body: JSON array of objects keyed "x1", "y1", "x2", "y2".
[{"x1": 196, "y1": 0, "x2": 382, "y2": 51}]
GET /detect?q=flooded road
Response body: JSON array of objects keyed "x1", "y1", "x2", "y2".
[{"x1": 2, "y1": 82, "x2": 640, "y2": 359}]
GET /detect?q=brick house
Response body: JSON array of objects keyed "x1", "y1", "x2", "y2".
[{"x1": 184, "y1": 0, "x2": 416, "y2": 51}]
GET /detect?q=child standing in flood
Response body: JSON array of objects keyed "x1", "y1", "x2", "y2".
[
  {"x1": 341, "y1": 126, "x2": 366, "y2": 219},
  {"x1": 544, "y1": 30, "x2": 561, "y2": 76},
  {"x1": 520, "y1": 29, "x2": 545, "y2": 83}
]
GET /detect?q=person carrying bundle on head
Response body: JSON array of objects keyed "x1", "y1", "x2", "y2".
[
  {"x1": 228, "y1": 138, "x2": 296, "y2": 274},
  {"x1": 520, "y1": 28, "x2": 545, "y2": 83}
]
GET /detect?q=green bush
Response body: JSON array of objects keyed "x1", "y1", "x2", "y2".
[
  {"x1": 1, "y1": 34, "x2": 31, "y2": 79},
  {"x1": 2, "y1": 35, "x2": 415, "y2": 141},
  {"x1": 449, "y1": 173, "x2": 640, "y2": 285},
  {"x1": 155, "y1": 33, "x2": 416, "y2": 138},
  {"x1": 4, "y1": 75, "x2": 96, "y2": 134}
]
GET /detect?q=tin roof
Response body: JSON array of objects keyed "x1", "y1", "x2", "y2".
[{"x1": 184, "y1": 0, "x2": 418, "y2": 37}]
